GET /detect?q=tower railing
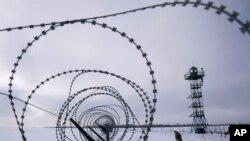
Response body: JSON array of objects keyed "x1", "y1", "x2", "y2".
[
  {"x1": 184, "y1": 70, "x2": 205, "y2": 79},
  {"x1": 190, "y1": 84, "x2": 202, "y2": 89},
  {"x1": 189, "y1": 111, "x2": 205, "y2": 117}
]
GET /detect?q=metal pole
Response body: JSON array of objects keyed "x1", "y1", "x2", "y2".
[
  {"x1": 69, "y1": 118, "x2": 95, "y2": 141},
  {"x1": 88, "y1": 126, "x2": 105, "y2": 141},
  {"x1": 107, "y1": 131, "x2": 109, "y2": 141}
]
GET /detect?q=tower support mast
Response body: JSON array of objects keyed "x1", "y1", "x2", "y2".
[{"x1": 184, "y1": 66, "x2": 208, "y2": 133}]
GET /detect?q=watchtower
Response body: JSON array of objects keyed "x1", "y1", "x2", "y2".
[{"x1": 184, "y1": 66, "x2": 208, "y2": 133}]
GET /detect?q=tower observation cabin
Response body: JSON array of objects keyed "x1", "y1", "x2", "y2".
[{"x1": 184, "y1": 66, "x2": 208, "y2": 134}]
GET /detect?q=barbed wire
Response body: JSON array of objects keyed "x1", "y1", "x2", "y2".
[
  {"x1": 7, "y1": 19, "x2": 157, "y2": 141},
  {"x1": 2, "y1": 0, "x2": 250, "y2": 141},
  {"x1": 0, "y1": 0, "x2": 249, "y2": 35}
]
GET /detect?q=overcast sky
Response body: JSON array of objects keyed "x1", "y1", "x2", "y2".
[{"x1": 0, "y1": 0, "x2": 250, "y2": 140}]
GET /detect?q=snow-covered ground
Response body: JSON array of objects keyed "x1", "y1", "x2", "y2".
[
  {"x1": 0, "y1": 127, "x2": 229, "y2": 141},
  {"x1": 151, "y1": 131, "x2": 229, "y2": 141}
]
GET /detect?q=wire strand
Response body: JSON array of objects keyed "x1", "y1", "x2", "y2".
[{"x1": 0, "y1": 91, "x2": 59, "y2": 117}]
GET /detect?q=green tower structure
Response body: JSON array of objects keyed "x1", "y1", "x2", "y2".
[{"x1": 184, "y1": 66, "x2": 208, "y2": 133}]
